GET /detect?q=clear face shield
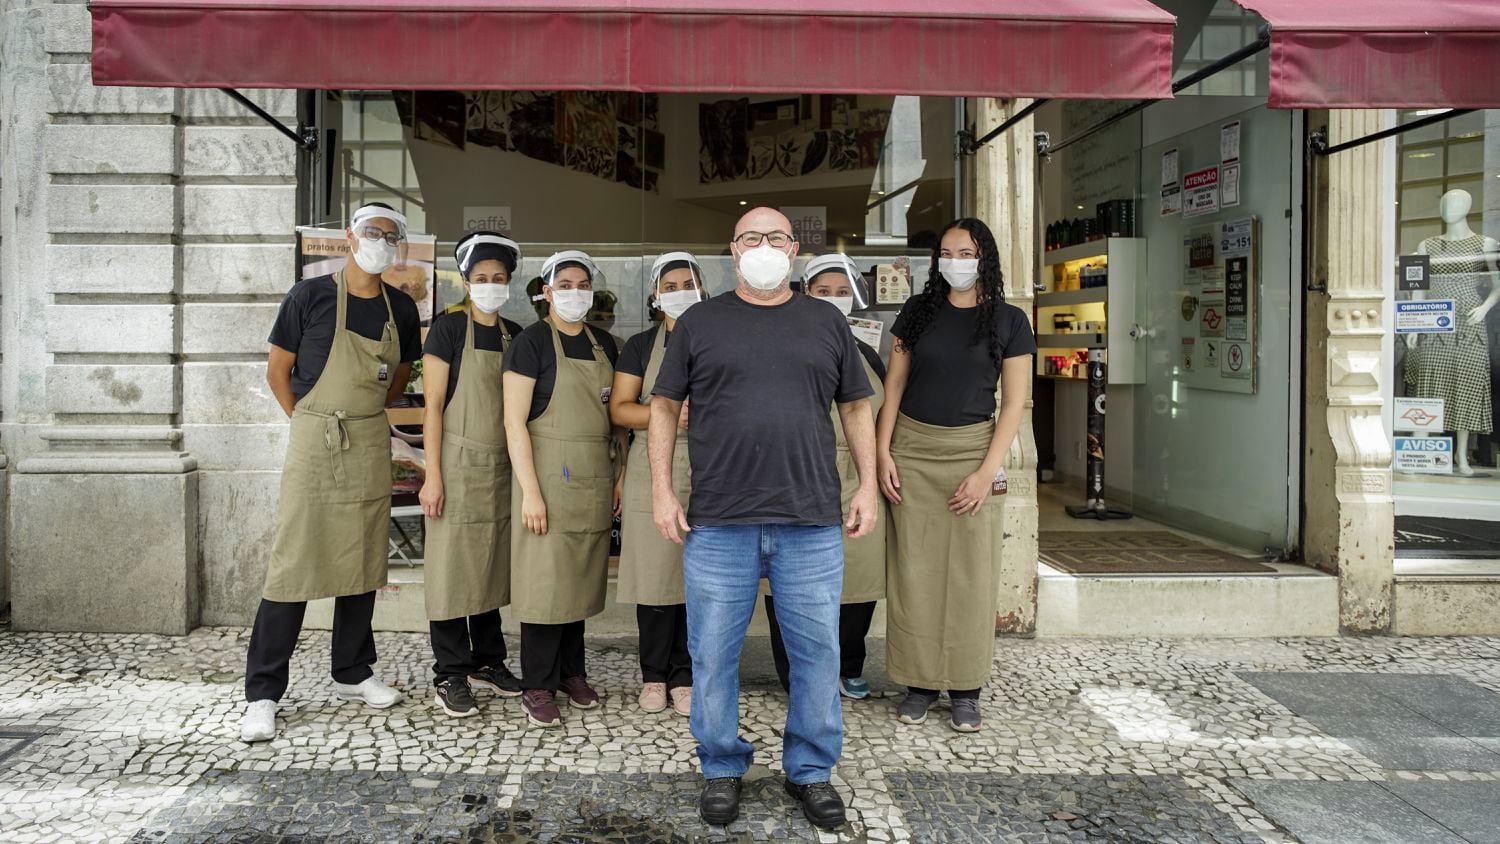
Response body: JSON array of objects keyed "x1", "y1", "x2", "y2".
[
  {"x1": 537, "y1": 250, "x2": 605, "y2": 323},
  {"x1": 455, "y1": 232, "x2": 521, "y2": 314},
  {"x1": 347, "y1": 204, "x2": 410, "y2": 274},
  {"x1": 801, "y1": 254, "x2": 869, "y2": 316},
  {"x1": 650, "y1": 251, "x2": 705, "y2": 319}
]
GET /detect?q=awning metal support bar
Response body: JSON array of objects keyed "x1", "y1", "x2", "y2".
[
  {"x1": 1041, "y1": 26, "x2": 1271, "y2": 158},
  {"x1": 959, "y1": 97, "x2": 1050, "y2": 156},
  {"x1": 220, "y1": 88, "x2": 317, "y2": 150},
  {"x1": 1309, "y1": 108, "x2": 1477, "y2": 157}
]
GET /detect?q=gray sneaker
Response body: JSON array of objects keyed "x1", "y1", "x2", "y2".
[
  {"x1": 896, "y1": 690, "x2": 940, "y2": 725},
  {"x1": 950, "y1": 697, "x2": 982, "y2": 732}
]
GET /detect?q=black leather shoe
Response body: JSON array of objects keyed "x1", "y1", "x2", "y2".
[
  {"x1": 783, "y1": 779, "x2": 847, "y2": 829},
  {"x1": 699, "y1": 777, "x2": 742, "y2": 826}
]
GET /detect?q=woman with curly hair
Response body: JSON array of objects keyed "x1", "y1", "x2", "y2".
[{"x1": 877, "y1": 217, "x2": 1035, "y2": 733}]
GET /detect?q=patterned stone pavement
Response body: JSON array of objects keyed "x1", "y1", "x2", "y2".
[{"x1": 3, "y1": 628, "x2": 1500, "y2": 842}]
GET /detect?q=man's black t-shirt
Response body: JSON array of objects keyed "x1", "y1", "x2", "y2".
[
  {"x1": 501, "y1": 321, "x2": 620, "y2": 420},
  {"x1": 617, "y1": 324, "x2": 671, "y2": 382},
  {"x1": 268, "y1": 274, "x2": 423, "y2": 401},
  {"x1": 652, "y1": 291, "x2": 873, "y2": 527},
  {"x1": 891, "y1": 297, "x2": 1036, "y2": 427},
  {"x1": 422, "y1": 310, "x2": 524, "y2": 411}
]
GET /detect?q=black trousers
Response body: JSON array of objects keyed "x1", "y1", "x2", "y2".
[
  {"x1": 911, "y1": 686, "x2": 981, "y2": 700},
  {"x1": 245, "y1": 592, "x2": 377, "y2": 702},
  {"x1": 636, "y1": 603, "x2": 692, "y2": 689},
  {"x1": 765, "y1": 597, "x2": 877, "y2": 692},
  {"x1": 519, "y1": 620, "x2": 585, "y2": 692},
  {"x1": 429, "y1": 609, "x2": 508, "y2": 685}
]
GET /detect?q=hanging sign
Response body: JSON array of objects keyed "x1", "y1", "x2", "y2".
[
  {"x1": 1394, "y1": 300, "x2": 1456, "y2": 334},
  {"x1": 1183, "y1": 166, "x2": 1220, "y2": 218},
  {"x1": 1394, "y1": 398, "x2": 1445, "y2": 433},
  {"x1": 1394, "y1": 436, "x2": 1454, "y2": 475}
]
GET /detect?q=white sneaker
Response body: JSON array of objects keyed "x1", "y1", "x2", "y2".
[
  {"x1": 333, "y1": 677, "x2": 403, "y2": 709},
  {"x1": 241, "y1": 700, "x2": 278, "y2": 743}
]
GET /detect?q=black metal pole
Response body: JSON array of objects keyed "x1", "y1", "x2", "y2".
[
  {"x1": 220, "y1": 88, "x2": 312, "y2": 149},
  {"x1": 1312, "y1": 109, "x2": 1477, "y2": 157},
  {"x1": 964, "y1": 98, "x2": 1050, "y2": 155}
]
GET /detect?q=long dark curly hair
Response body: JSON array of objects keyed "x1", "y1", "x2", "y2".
[{"x1": 896, "y1": 217, "x2": 1007, "y2": 372}]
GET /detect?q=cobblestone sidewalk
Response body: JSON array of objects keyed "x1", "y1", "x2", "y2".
[{"x1": 2, "y1": 629, "x2": 1500, "y2": 842}]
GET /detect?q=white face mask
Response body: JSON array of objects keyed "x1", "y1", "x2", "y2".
[
  {"x1": 939, "y1": 258, "x2": 980, "y2": 291},
  {"x1": 738, "y1": 244, "x2": 792, "y2": 290},
  {"x1": 352, "y1": 238, "x2": 397, "y2": 275},
  {"x1": 550, "y1": 288, "x2": 594, "y2": 323},
  {"x1": 816, "y1": 295, "x2": 855, "y2": 317},
  {"x1": 657, "y1": 288, "x2": 701, "y2": 320},
  {"x1": 468, "y1": 283, "x2": 510, "y2": 314}
]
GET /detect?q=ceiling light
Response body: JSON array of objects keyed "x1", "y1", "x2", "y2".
[
  {"x1": 1076, "y1": 205, "x2": 1084, "y2": 210},
  {"x1": 738, "y1": 200, "x2": 747, "y2": 206}
]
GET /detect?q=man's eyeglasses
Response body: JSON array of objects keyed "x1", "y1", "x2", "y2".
[
  {"x1": 735, "y1": 231, "x2": 794, "y2": 249},
  {"x1": 357, "y1": 225, "x2": 405, "y2": 247}
]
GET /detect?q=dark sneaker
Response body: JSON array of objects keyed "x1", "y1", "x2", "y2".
[
  {"x1": 469, "y1": 664, "x2": 523, "y2": 697},
  {"x1": 521, "y1": 689, "x2": 562, "y2": 728},
  {"x1": 560, "y1": 675, "x2": 601, "y2": 709},
  {"x1": 896, "y1": 690, "x2": 940, "y2": 724},
  {"x1": 434, "y1": 677, "x2": 479, "y2": 718},
  {"x1": 699, "y1": 777, "x2": 743, "y2": 826},
  {"x1": 839, "y1": 677, "x2": 871, "y2": 700},
  {"x1": 783, "y1": 780, "x2": 847, "y2": 830},
  {"x1": 950, "y1": 697, "x2": 983, "y2": 732}
]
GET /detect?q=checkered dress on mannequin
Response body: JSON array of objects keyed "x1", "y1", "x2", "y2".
[{"x1": 1403, "y1": 234, "x2": 1495, "y2": 434}]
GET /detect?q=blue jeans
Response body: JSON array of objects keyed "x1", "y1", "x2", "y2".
[{"x1": 684, "y1": 523, "x2": 844, "y2": 785}]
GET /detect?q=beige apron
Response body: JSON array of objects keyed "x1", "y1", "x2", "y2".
[
  {"x1": 509, "y1": 323, "x2": 614, "y2": 624},
  {"x1": 265, "y1": 272, "x2": 399, "y2": 602},
  {"x1": 884, "y1": 413, "x2": 1002, "y2": 690},
  {"x1": 617, "y1": 326, "x2": 692, "y2": 606},
  {"x1": 424, "y1": 314, "x2": 512, "y2": 620},
  {"x1": 835, "y1": 356, "x2": 887, "y2": 604}
]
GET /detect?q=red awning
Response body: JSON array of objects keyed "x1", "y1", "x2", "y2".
[
  {"x1": 91, "y1": 0, "x2": 1175, "y2": 99},
  {"x1": 1235, "y1": 0, "x2": 1500, "y2": 108}
]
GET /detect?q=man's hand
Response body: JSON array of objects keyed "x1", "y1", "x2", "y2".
[
  {"x1": 653, "y1": 484, "x2": 691, "y2": 545},
  {"x1": 847, "y1": 484, "x2": 879, "y2": 539},
  {"x1": 419, "y1": 475, "x2": 444, "y2": 518}
]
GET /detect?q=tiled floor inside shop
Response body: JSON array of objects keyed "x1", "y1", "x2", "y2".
[{"x1": 3, "y1": 627, "x2": 1500, "y2": 842}]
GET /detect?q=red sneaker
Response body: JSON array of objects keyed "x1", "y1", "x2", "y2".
[
  {"x1": 521, "y1": 689, "x2": 561, "y2": 728},
  {"x1": 560, "y1": 675, "x2": 601, "y2": 709}
]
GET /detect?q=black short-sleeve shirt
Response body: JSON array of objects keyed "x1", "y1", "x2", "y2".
[
  {"x1": 422, "y1": 310, "x2": 524, "y2": 411},
  {"x1": 268, "y1": 274, "x2": 423, "y2": 401},
  {"x1": 891, "y1": 296, "x2": 1036, "y2": 427},
  {"x1": 618, "y1": 324, "x2": 672, "y2": 381},
  {"x1": 501, "y1": 321, "x2": 620, "y2": 420},
  {"x1": 652, "y1": 291, "x2": 873, "y2": 527}
]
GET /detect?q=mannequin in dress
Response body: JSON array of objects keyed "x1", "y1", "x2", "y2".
[{"x1": 1403, "y1": 189, "x2": 1500, "y2": 475}]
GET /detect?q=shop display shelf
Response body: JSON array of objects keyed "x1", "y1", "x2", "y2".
[
  {"x1": 1037, "y1": 373, "x2": 1089, "y2": 381},
  {"x1": 1036, "y1": 288, "x2": 1108, "y2": 308},
  {"x1": 1043, "y1": 240, "x2": 1110, "y2": 266},
  {"x1": 1035, "y1": 332, "x2": 1106, "y2": 349}
]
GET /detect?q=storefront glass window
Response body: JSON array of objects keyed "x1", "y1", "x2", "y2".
[
  {"x1": 1391, "y1": 110, "x2": 1500, "y2": 564},
  {"x1": 326, "y1": 91, "x2": 956, "y2": 354}
]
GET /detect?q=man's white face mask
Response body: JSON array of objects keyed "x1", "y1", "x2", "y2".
[
  {"x1": 352, "y1": 237, "x2": 397, "y2": 274},
  {"x1": 738, "y1": 244, "x2": 792, "y2": 290}
]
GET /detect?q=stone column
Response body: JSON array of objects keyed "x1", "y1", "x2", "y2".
[
  {"x1": 1303, "y1": 110, "x2": 1394, "y2": 633},
  {"x1": 2, "y1": 4, "x2": 296, "y2": 633},
  {"x1": 972, "y1": 98, "x2": 1040, "y2": 634}
]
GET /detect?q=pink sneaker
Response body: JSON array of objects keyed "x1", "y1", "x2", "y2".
[
  {"x1": 639, "y1": 682, "x2": 668, "y2": 713},
  {"x1": 670, "y1": 685, "x2": 692, "y2": 718}
]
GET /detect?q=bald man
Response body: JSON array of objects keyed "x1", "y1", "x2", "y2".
[{"x1": 648, "y1": 208, "x2": 879, "y2": 830}]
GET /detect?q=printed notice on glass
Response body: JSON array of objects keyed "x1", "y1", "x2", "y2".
[
  {"x1": 1394, "y1": 299, "x2": 1456, "y2": 334},
  {"x1": 1394, "y1": 398, "x2": 1445, "y2": 433},
  {"x1": 847, "y1": 317, "x2": 883, "y2": 350},
  {"x1": 1220, "y1": 163, "x2": 1241, "y2": 208},
  {"x1": 1399, "y1": 254, "x2": 1431, "y2": 291},
  {"x1": 1161, "y1": 185, "x2": 1182, "y2": 217},
  {"x1": 1220, "y1": 121, "x2": 1241, "y2": 163},
  {"x1": 875, "y1": 262, "x2": 910, "y2": 305},
  {"x1": 1182, "y1": 166, "x2": 1220, "y2": 218},
  {"x1": 1219, "y1": 218, "x2": 1253, "y2": 259},
  {"x1": 1161, "y1": 148, "x2": 1179, "y2": 187},
  {"x1": 1394, "y1": 436, "x2": 1454, "y2": 475}
]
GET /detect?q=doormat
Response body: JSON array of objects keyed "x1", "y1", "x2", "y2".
[
  {"x1": 1039, "y1": 531, "x2": 1275, "y2": 575},
  {"x1": 1395, "y1": 516, "x2": 1500, "y2": 559}
]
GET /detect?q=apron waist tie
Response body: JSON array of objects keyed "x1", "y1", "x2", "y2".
[
  {"x1": 444, "y1": 431, "x2": 506, "y2": 454},
  {"x1": 300, "y1": 407, "x2": 385, "y2": 485}
]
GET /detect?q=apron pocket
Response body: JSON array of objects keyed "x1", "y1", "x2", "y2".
[{"x1": 550, "y1": 475, "x2": 611, "y2": 534}]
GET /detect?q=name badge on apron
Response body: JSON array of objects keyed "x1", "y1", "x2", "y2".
[
  {"x1": 377, "y1": 363, "x2": 389, "y2": 383},
  {"x1": 599, "y1": 386, "x2": 611, "y2": 404}
]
